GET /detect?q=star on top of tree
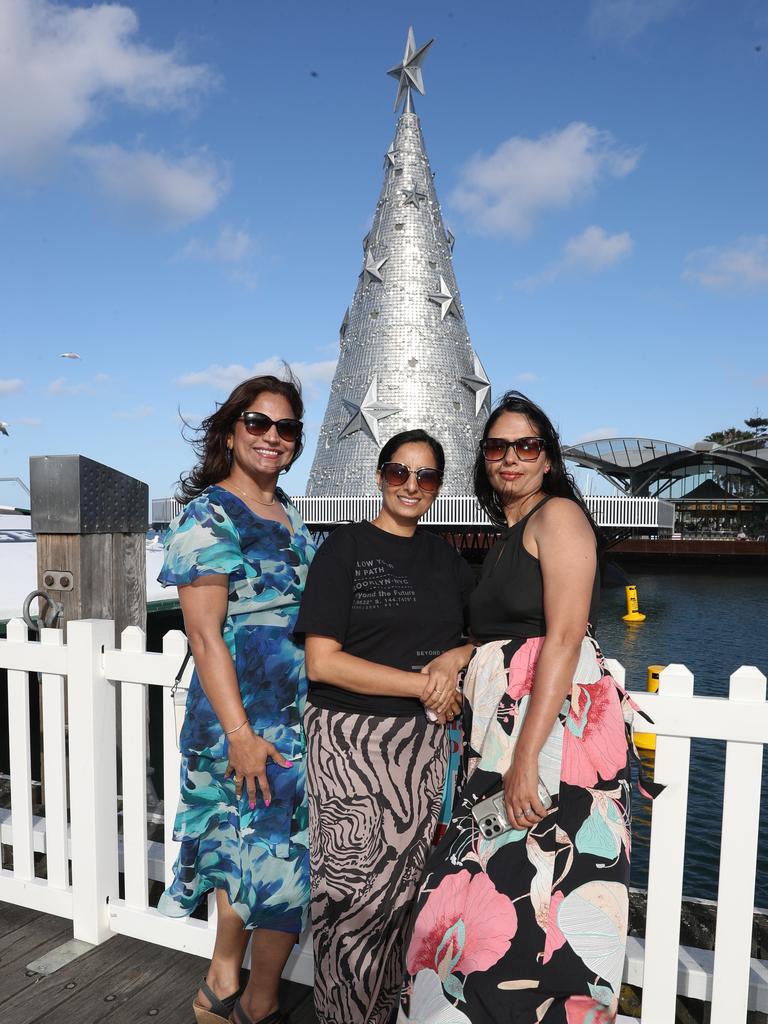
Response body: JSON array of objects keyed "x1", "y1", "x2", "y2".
[{"x1": 387, "y1": 26, "x2": 434, "y2": 112}]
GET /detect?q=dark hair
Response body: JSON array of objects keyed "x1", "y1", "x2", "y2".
[
  {"x1": 474, "y1": 390, "x2": 601, "y2": 543},
  {"x1": 377, "y1": 429, "x2": 446, "y2": 475},
  {"x1": 177, "y1": 371, "x2": 305, "y2": 502}
]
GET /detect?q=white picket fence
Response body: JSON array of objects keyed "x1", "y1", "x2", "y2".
[{"x1": 0, "y1": 618, "x2": 765, "y2": 1023}]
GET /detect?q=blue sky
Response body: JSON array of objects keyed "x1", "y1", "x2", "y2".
[{"x1": 1, "y1": 0, "x2": 767, "y2": 503}]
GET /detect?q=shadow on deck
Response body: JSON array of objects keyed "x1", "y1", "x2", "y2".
[{"x1": 0, "y1": 902, "x2": 317, "y2": 1024}]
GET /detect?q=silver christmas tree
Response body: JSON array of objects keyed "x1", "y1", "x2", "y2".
[{"x1": 306, "y1": 27, "x2": 490, "y2": 496}]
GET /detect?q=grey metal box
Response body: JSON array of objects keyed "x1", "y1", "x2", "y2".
[{"x1": 30, "y1": 455, "x2": 148, "y2": 534}]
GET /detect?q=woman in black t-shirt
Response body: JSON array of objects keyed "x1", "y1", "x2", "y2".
[{"x1": 295, "y1": 429, "x2": 475, "y2": 1024}]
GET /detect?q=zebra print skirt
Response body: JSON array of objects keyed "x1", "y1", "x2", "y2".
[{"x1": 305, "y1": 704, "x2": 449, "y2": 1024}]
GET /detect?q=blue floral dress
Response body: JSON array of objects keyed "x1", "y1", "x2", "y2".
[{"x1": 157, "y1": 485, "x2": 315, "y2": 932}]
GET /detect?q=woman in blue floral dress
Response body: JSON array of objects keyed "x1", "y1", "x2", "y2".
[{"x1": 158, "y1": 373, "x2": 315, "y2": 1024}]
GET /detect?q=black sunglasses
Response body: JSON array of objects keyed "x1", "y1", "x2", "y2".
[
  {"x1": 481, "y1": 436, "x2": 547, "y2": 462},
  {"x1": 236, "y1": 412, "x2": 303, "y2": 443},
  {"x1": 380, "y1": 462, "x2": 443, "y2": 494}
]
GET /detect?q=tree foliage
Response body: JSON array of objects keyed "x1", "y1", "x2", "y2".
[{"x1": 705, "y1": 413, "x2": 767, "y2": 448}]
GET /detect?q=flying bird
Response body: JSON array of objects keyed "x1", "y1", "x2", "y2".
[
  {"x1": 59, "y1": 352, "x2": 81, "y2": 359},
  {"x1": 0, "y1": 421, "x2": 9, "y2": 436}
]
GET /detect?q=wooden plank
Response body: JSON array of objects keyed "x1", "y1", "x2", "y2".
[
  {"x1": 0, "y1": 913, "x2": 72, "y2": 1007},
  {"x1": 90, "y1": 945, "x2": 204, "y2": 1024},
  {"x1": 0, "y1": 932, "x2": 139, "y2": 1024},
  {"x1": 640, "y1": 665, "x2": 693, "y2": 1024},
  {"x1": 0, "y1": 901, "x2": 37, "y2": 939},
  {"x1": 39, "y1": 628, "x2": 68, "y2": 892},
  {"x1": 710, "y1": 666, "x2": 767, "y2": 1024},
  {"x1": 111, "y1": 533, "x2": 147, "y2": 636}
]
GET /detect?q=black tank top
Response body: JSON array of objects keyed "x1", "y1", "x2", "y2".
[{"x1": 469, "y1": 496, "x2": 600, "y2": 643}]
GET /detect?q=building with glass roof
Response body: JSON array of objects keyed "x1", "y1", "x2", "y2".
[{"x1": 563, "y1": 437, "x2": 768, "y2": 538}]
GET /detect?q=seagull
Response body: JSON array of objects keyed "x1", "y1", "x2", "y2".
[
  {"x1": 0, "y1": 421, "x2": 9, "y2": 436},
  {"x1": 59, "y1": 352, "x2": 81, "y2": 359}
]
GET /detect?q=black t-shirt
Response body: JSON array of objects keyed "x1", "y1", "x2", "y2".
[{"x1": 295, "y1": 520, "x2": 475, "y2": 716}]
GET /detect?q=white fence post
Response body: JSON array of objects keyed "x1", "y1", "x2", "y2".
[
  {"x1": 40, "y1": 626, "x2": 69, "y2": 891},
  {"x1": 67, "y1": 618, "x2": 119, "y2": 944},
  {"x1": 640, "y1": 664, "x2": 694, "y2": 1024},
  {"x1": 119, "y1": 626, "x2": 149, "y2": 911},
  {"x1": 710, "y1": 666, "x2": 767, "y2": 1024},
  {"x1": 7, "y1": 618, "x2": 35, "y2": 882},
  {"x1": 161, "y1": 629, "x2": 187, "y2": 887}
]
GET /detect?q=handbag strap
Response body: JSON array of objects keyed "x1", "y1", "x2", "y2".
[{"x1": 170, "y1": 648, "x2": 192, "y2": 698}]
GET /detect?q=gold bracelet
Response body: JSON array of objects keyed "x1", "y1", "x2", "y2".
[{"x1": 225, "y1": 718, "x2": 248, "y2": 735}]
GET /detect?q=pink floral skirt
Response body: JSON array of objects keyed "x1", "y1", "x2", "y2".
[{"x1": 399, "y1": 633, "x2": 631, "y2": 1024}]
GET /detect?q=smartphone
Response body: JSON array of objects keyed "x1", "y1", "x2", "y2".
[{"x1": 471, "y1": 780, "x2": 552, "y2": 839}]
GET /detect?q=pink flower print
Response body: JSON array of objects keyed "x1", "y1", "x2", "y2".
[
  {"x1": 541, "y1": 889, "x2": 566, "y2": 964},
  {"x1": 406, "y1": 869, "x2": 517, "y2": 981},
  {"x1": 561, "y1": 676, "x2": 627, "y2": 788},
  {"x1": 564, "y1": 994, "x2": 615, "y2": 1024},
  {"x1": 505, "y1": 636, "x2": 544, "y2": 701}
]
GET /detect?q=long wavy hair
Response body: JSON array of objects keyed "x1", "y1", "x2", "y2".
[
  {"x1": 177, "y1": 371, "x2": 304, "y2": 503},
  {"x1": 474, "y1": 390, "x2": 601, "y2": 543}
]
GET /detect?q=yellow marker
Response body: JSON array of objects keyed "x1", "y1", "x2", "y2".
[
  {"x1": 622, "y1": 584, "x2": 646, "y2": 622},
  {"x1": 634, "y1": 665, "x2": 664, "y2": 751}
]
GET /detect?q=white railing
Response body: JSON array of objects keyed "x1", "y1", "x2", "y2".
[
  {"x1": 0, "y1": 620, "x2": 765, "y2": 1021},
  {"x1": 290, "y1": 494, "x2": 675, "y2": 531},
  {"x1": 152, "y1": 494, "x2": 675, "y2": 531}
]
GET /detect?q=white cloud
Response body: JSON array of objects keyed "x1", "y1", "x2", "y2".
[
  {"x1": 683, "y1": 236, "x2": 768, "y2": 292},
  {"x1": 517, "y1": 225, "x2": 633, "y2": 289},
  {"x1": 451, "y1": 122, "x2": 640, "y2": 237},
  {"x1": 0, "y1": 378, "x2": 24, "y2": 395},
  {"x1": 175, "y1": 357, "x2": 338, "y2": 400},
  {"x1": 754, "y1": 374, "x2": 768, "y2": 387},
  {"x1": 75, "y1": 143, "x2": 228, "y2": 227},
  {"x1": 17, "y1": 417, "x2": 42, "y2": 426},
  {"x1": 46, "y1": 374, "x2": 108, "y2": 395},
  {"x1": 589, "y1": 0, "x2": 688, "y2": 42},
  {"x1": 571, "y1": 427, "x2": 620, "y2": 444},
  {"x1": 112, "y1": 404, "x2": 154, "y2": 420},
  {"x1": 516, "y1": 372, "x2": 539, "y2": 383},
  {"x1": 181, "y1": 226, "x2": 252, "y2": 263},
  {"x1": 0, "y1": 0, "x2": 214, "y2": 174}
]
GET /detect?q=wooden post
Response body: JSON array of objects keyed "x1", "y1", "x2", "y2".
[{"x1": 30, "y1": 455, "x2": 148, "y2": 635}]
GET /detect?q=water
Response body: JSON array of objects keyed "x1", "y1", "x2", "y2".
[{"x1": 598, "y1": 569, "x2": 768, "y2": 906}]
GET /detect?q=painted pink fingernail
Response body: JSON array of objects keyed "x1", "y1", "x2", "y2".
[
  {"x1": 265, "y1": 798, "x2": 271, "y2": 807},
  {"x1": 250, "y1": 801, "x2": 255, "y2": 810},
  {"x1": 283, "y1": 761, "x2": 294, "y2": 768}
]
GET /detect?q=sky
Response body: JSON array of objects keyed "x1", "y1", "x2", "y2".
[{"x1": 1, "y1": 0, "x2": 767, "y2": 505}]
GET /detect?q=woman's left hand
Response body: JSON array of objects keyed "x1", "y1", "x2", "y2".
[{"x1": 503, "y1": 752, "x2": 548, "y2": 831}]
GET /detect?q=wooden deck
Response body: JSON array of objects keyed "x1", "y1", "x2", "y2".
[{"x1": 0, "y1": 902, "x2": 317, "y2": 1024}]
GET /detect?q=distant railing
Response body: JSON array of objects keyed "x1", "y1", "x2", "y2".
[
  {"x1": 0, "y1": 618, "x2": 765, "y2": 1021},
  {"x1": 152, "y1": 494, "x2": 676, "y2": 532}
]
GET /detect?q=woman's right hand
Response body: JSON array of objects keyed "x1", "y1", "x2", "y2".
[{"x1": 226, "y1": 728, "x2": 293, "y2": 808}]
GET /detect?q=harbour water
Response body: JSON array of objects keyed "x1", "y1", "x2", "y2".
[{"x1": 598, "y1": 568, "x2": 768, "y2": 906}]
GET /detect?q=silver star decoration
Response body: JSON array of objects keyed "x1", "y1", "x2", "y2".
[
  {"x1": 429, "y1": 275, "x2": 462, "y2": 320},
  {"x1": 339, "y1": 375, "x2": 400, "y2": 444},
  {"x1": 362, "y1": 231, "x2": 370, "y2": 253},
  {"x1": 446, "y1": 229, "x2": 455, "y2": 251},
  {"x1": 361, "y1": 250, "x2": 388, "y2": 285},
  {"x1": 387, "y1": 26, "x2": 434, "y2": 112},
  {"x1": 402, "y1": 184, "x2": 426, "y2": 209},
  {"x1": 339, "y1": 307, "x2": 350, "y2": 340},
  {"x1": 461, "y1": 352, "x2": 492, "y2": 416},
  {"x1": 384, "y1": 142, "x2": 397, "y2": 169}
]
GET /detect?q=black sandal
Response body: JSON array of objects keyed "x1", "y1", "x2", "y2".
[
  {"x1": 192, "y1": 977, "x2": 243, "y2": 1024},
  {"x1": 230, "y1": 1001, "x2": 286, "y2": 1024}
]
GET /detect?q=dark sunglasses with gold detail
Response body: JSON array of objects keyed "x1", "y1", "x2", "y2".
[
  {"x1": 481, "y1": 436, "x2": 547, "y2": 462},
  {"x1": 236, "y1": 411, "x2": 303, "y2": 443},
  {"x1": 380, "y1": 462, "x2": 444, "y2": 494}
]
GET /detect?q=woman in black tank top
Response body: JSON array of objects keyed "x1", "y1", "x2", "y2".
[{"x1": 401, "y1": 392, "x2": 644, "y2": 1024}]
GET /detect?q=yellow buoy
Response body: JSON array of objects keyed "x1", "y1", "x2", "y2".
[
  {"x1": 634, "y1": 664, "x2": 664, "y2": 751},
  {"x1": 622, "y1": 584, "x2": 646, "y2": 622}
]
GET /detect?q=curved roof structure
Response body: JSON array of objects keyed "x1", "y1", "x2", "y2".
[{"x1": 564, "y1": 436, "x2": 768, "y2": 499}]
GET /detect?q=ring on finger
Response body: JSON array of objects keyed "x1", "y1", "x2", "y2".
[{"x1": 523, "y1": 806, "x2": 533, "y2": 816}]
